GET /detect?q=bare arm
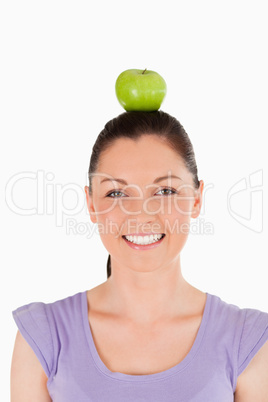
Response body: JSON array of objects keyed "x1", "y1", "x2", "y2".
[
  {"x1": 234, "y1": 340, "x2": 268, "y2": 401},
  {"x1": 10, "y1": 331, "x2": 52, "y2": 402}
]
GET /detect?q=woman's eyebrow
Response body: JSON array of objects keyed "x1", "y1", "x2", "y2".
[{"x1": 100, "y1": 175, "x2": 182, "y2": 185}]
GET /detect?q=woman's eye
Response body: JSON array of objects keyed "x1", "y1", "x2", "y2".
[
  {"x1": 155, "y1": 188, "x2": 177, "y2": 196},
  {"x1": 106, "y1": 190, "x2": 126, "y2": 198},
  {"x1": 106, "y1": 187, "x2": 177, "y2": 198}
]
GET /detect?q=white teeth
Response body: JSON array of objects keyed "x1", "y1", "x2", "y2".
[{"x1": 124, "y1": 234, "x2": 164, "y2": 245}]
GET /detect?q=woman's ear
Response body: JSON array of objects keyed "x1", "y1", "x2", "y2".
[
  {"x1": 84, "y1": 186, "x2": 97, "y2": 223},
  {"x1": 191, "y1": 180, "x2": 204, "y2": 219}
]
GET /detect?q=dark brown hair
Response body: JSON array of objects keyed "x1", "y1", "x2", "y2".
[{"x1": 87, "y1": 110, "x2": 200, "y2": 279}]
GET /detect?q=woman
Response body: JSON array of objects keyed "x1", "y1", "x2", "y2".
[{"x1": 11, "y1": 111, "x2": 268, "y2": 401}]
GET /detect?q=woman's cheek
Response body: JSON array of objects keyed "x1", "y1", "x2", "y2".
[
  {"x1": 94, "y1": 199, "x2": 117, "y2": 220},
  {"x1": 104, "y1": 203, "x2": 126, "y2": 235},
  {"x1": 163, "y1": 198, "x2": 193, "y2": 235}
]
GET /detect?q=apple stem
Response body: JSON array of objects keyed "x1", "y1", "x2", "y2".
[{"x1": 142, "y1": 68, "x2": 147, "y2": 74}]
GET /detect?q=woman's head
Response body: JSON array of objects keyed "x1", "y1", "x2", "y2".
[{"x1": 85, "y1": 111, "x2": 203, "y2": 279}]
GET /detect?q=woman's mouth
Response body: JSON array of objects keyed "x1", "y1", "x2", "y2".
[{"x1": 122, "y1": 234, "x2": 166, "y2": 250}]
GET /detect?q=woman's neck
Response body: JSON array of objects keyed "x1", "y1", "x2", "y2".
[{"x1": 93, "y1": 258, "x2": 204, "y2": 326}]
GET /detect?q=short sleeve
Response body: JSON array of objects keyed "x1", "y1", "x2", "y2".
[
  {"x1": 237, "y1": 307, "x2": 268, "y2": 376},
  {"x1": 12, "y1": 302, "x2": 54, "y2": 378}
]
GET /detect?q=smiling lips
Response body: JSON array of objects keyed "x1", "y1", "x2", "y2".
[{"x1": 123, "y1": 233, "x2": 165, "y2": 246}]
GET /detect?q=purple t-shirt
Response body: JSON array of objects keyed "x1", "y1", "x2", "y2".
[{"x1": 12, "y1": 291, "x2": 268, "y2": 401}]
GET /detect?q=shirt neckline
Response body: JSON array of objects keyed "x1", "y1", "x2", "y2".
[{"x1": 81, "y1": 290, "x2": 212, "y2": 382}]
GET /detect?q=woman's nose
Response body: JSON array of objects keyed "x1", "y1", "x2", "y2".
[
  {"x1": 119, "y1": 196, "x2": 161, "y2": 217},
  {"x1": 122, "y1": 198, "x2": 158, "y2": 233}
]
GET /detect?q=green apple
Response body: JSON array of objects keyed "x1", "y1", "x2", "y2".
[{"x1": 115, "y1": 68, "x2": 167, "y2": 112}]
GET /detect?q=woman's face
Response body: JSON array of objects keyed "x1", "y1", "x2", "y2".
[{"x1": 85, "y1": 134, "x2": 204, "y2": 273}]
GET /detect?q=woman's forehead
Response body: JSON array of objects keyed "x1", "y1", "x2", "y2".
[
  {"x1": 98, "y1": 135, "x2": 184, "y2": 167},
  {"x1": 93, "y1": 154, "x2": 191, "y2": 188}
]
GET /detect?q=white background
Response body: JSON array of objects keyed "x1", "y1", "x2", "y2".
[{"x1": 1, "y1": 1, "x2": 267, "y2": 399}]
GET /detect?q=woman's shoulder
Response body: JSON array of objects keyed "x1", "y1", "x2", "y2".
[
  {"x1": 12, "y1": 290, "x2": 88, "y2": 379},
  {"x1": 12, "y1": 290, "x2": 88, "y2": 347},
  {"x1": 208, "y1": 293, "x2": 268, "y2": 336},
  {"x1": 208, "y1": 292, "x2": 268, "y2": 322},
  {"x1": 208, "y1": 293, "x2": 268, "y2": 375},
  {"x1": 46, "y1": 289, "x2": 87, "y2": 314},
  {"x1": 12, "y1": 291, "x2": 87, "y2": 316},
  {"x1": 206, "y1": 293, "x2": 268, "y2": 349}
]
